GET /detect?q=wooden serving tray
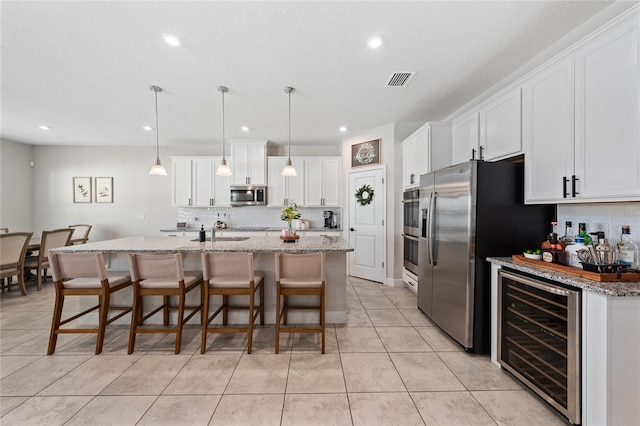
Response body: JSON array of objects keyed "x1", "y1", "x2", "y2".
[{"x1": 511, "y1": 255, "x2": 640, "y2": 282}]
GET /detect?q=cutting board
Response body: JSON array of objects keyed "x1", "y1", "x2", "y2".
[{"x1": 511, "y1": 255, "x2": 640, "y2": 282}]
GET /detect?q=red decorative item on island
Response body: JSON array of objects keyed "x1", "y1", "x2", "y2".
[{"x1": 279, "y1": 234, "x2": 300, "y2": 243}]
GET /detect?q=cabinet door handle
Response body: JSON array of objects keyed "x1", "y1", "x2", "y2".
[
  {"x1": 471, "y1": 148, "x2": 476, "y2": 160},
  {"x1": 410, "y1": 173, "x2": 415, "y2": 185},
  {"x1": 246, "y1": 177, "x2": 250, "y2": 185},
  {"x1": 189, "y1": 198, "x2": 192, "y2": 206},
  {"x1": 572, "y1": 175, "x2": 579, "y2": 197},
  {"x1": 562, "y1": 177, "x2": 569, "y2": 198},
  {"x1": 479, "y1": 146, "x2": 484, "y2": 160}
]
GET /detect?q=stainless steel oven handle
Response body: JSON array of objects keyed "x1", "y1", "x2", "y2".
[
  {"x1": 499, "y1": 270, "x2": 576, "y2": 296},
  {"x1": 402, "y1": 234, "x2": 419, "y2": 241}
]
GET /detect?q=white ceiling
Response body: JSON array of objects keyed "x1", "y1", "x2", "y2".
[{"x1": 0, "y1": 1, "x2": 617, "y2": 148}]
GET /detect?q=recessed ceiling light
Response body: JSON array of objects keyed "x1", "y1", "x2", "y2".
[
  {"x1": 142, "y1": 126, "x2": 153, "y2": 131},
  {"x1": 367, "y1": 36, "x2": 383, "y2": 49},
  {"x1": 241, "y1": 126, "x2": 249, "y2": 132},
  {"x1": 38, "y1": 125, "x2": 51, "y2": 130},
  {"x1": 163, "y1": 33, "x2": 181, "y2": 47},
  {"x1": 339, "y1": 126, "x2": 347, "y2": 132}
]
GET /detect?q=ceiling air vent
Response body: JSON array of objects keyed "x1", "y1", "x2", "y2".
[{"x1": 385, "y1": 72, "x2": 415, "y2": 87}]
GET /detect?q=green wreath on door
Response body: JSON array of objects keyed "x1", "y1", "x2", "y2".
[{"x1": 355, "y1": 184, "x2": 374, "y2": 206}]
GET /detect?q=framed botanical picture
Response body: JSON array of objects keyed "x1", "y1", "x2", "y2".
[
  {"x1": 73, "y1": 177, "x2": 92, "y2": 203},
  {"x1": 95, "y1": 177, "x2": 113, "y2": 203},
  {"x1": 351, "y1": 138, "x2": 381, "y2": 168}
]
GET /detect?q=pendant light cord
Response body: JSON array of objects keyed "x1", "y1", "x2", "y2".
[
  {"x1": 221, "y1": 88, "x2": 226, "y2": 159},
  {"x1": 288, "y1": 90, "x2": 291, "y2": 160},
  {"x1": 154, "y1": 89, "x2": 160, "y2": 161}
]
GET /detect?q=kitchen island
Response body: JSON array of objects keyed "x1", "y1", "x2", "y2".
[
  {"x1": 488, "y1": 257, "x2": 640, "y2": 426},
  {"x1": 53, "y1": 236, "x2": 353, "y2": 325}
]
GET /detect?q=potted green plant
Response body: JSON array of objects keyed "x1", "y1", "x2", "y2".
[{"x1": 281, "y1": 201, "x2": 301, "y2": 236}]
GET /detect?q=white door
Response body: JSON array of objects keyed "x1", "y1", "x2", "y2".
[{"x1": 348, "y1": 167, "x2": 386, "y2": 283}]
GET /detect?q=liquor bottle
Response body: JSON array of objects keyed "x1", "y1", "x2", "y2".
[
  {"x1": 619, "y1": 225, "x2": 639, "y2": 269},
  {"x1": 560, "y1": 221, "x2": 574, "y2": 245},
  {"x1": 577, "y1": 222, "x2": 592, "y2": 245},
  {"x1": 565, "y1": 235, "x2": 587, "y2": 268}
]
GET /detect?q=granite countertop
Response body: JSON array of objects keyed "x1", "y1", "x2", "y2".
[
  {"x1": 160, "y1": 227, "x2": 342, "y2": 233},
  {"x1": 53, "y1": 236, "x2": 353, "y2": 254},
  {"x1": 488, "y1": 257, "x2": 640, "y2": 297}
]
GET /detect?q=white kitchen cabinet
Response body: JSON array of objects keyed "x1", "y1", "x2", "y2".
[
  {"x1": 402, "y1": 122, "x2": 452, "y2": 188},
  {"x1": 267, "y1": 156, "x2": 304, "y2": 207},
  {"x1": 171, "y1": 157, "x2": 230, "y2": 207},
  {"x1": 479, "y1": 87, "x2": 522, "y2": 161},
  {"x1": 452, "y1": 111, "x2": 480, "y2": 165},
  {"x1": 522, "y1": 57, "x2": 575, "y2": 203},
  {"x1": 573, "y1": 17, "x2": 640, "y2": 201},
  {"x1": 229, "y1": 140, "x2": 267, "y2": 186},
  {"x1": 524, "y1": 15, "x2": 639, "y2": 203},
  {"x1": 304, "y1": 158, "x2": 340, "y2": 207},
  {"x1": 402, "y1": 136, "x2": 418, "y2": 188}
]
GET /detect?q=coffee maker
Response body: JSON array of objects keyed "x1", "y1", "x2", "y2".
[{"x1": 323, "y1": 211, "x2": 334, "y2": 228}]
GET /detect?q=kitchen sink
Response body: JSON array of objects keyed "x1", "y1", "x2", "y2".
[{"x1": 191, "y1": 237, "x2": 249, "y2": 242}]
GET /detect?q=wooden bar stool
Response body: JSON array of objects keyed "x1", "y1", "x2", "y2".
[
  {"x1": 47, "y1": 252, "x2": 132, "y2": 354},
  {"x1": 200, "y1": 252, "x2": 264, "y2": 354},
  {"x1": 127, "y1": 253, "x2": 203, "y2": 354},
  {"x1": 275, "y1": 252, "x2": 325, "y2": 354}
]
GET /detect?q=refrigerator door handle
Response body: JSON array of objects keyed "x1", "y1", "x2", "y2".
[{"x1": 428, "y1": 192, "x2": 436, "y2": 266}]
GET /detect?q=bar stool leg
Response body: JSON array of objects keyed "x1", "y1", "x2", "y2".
[
  {"x1": 96, "y1": 290, "x2": 110, "y2": 354},
  {"x1": 47, "y1": 292, "x2": 64, "y2": 355},
  {"x1": 175, "y1": 291, "x2": 185, "y2": 354},
  {"x1": 128, "y1": 288, "x2": 140, "y2": 354},
  {"x1": 247, "y1": 288, "x2": 254, "y2": 354},
  {"x1": 259, "y1": 283, "x2": 265, "y2": 325},
  {"x1": 321, "y1": 284, "x2": 325, "y2": 354},
  {"x1": 201, "y1": 286, "x2": 209, "y2": 354},
  {"x1": 275, "y1": 284, "x2": 281, "y2": 354}
]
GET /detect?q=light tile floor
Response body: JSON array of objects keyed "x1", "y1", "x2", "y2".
[{"x1": 0, "y1": 276, "x2": 569, "y2": 425}]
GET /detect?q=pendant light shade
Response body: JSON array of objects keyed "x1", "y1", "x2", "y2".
[
  {"x1": 216, "y1": 86, "x2": 232, "y2": 176},
  {"x1": 148, "y1": 85, "x2": 167, "y2": 176},
  {"x1": 282, "y1": 86, "x2": 297, "y2": 176}
]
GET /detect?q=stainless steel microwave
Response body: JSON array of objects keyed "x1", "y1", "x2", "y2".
[{"x1": 230, "y1": 185, "x2": 267, "y2": 206}]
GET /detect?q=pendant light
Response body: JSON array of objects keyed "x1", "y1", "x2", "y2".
[
  {"x1": 148, "y1": 85, "x2": 167, "y2": 176},
  {"x1": 282, "y1": 86, "x2": 297, "y2": 176},
  {"x1": 216, "y1": 86, "x2": 232, "y2": 176}
]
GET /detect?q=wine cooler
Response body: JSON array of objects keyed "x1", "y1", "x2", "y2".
[{"x1": 498, "y1": 269, "x2": 581, "y2": 424}]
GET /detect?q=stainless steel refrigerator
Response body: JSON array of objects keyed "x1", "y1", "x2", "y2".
[{"x1": 418, "y1": 160, "x2": 554, "y2": 353}]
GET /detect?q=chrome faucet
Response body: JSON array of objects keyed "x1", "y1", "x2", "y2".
[{"x1": 211, "y1": 226, "x2": 216, "y2": 240}]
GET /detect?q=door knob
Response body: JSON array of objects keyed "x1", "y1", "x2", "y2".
[{"x1": 350, "y1": 228, "x2": 355, "y2": 231}]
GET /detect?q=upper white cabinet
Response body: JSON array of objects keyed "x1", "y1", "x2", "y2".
[
  {"x1": 522, "y1": 58, "x2": 575, "y2": 203},
  {"x1": 402, "y1": 122, "x2": 452, "y2": 188},
  {"x1": 452, "y1": 112, "x2": 480, "y2": 165},
  {"x1": 573, "y1": 18, "x2": 640, "y2": 201},
  {"x1": 479, "y1": 87, "x2": 522, "y2": 161},
  {"x1": 172, "y1": 157, "x2": 230, "y2": 207},
  {"x1": 452, "y1": 89, "x2": 522, "y2": 166},
  {"x1": 524, "y1": 14, "x2": 639, "y2": 203},
  {"x1": 229, "y1": 140, "x2": 267, "y2": 185},
  {"x1": 267, "y1": 156, "x2": 304, "y2": 207},
  {"x1": 304, "y1": 158, "x2": 340, "y2": 207}
]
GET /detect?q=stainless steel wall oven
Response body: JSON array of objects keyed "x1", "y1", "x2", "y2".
[
  {"x1": 402, "y1": 188, "x2": 420, "y2": 276},
  {"x1": 498, "y1": 269, "x2": 581, "y2": 425}
]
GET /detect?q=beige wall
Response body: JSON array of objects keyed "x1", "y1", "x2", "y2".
[{"x1": 0, "y1": 139, "x2": 34, "y2": 232}]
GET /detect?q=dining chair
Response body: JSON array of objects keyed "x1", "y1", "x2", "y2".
[
  {"x1": 200, "y1": 252, "x2": 264, "y2": 354},
  {"x1": 23, "y1": 228, "x2": 73, "y2": 290},
  {"x1": 47, "y1": 252, "x2": 132, "y2": 354},
  {"x1": 68, "y1": 224, "x2": 92, "y2": 245},
  {"x1": 127, "y1": 253, "x2": 203, "y2": 354},
  {"x1": 0, "y1": 232, "x2": 33, "y2": 295},
  {"x1": 275, "y1": 252, "x2": 326, "y2": 354}
]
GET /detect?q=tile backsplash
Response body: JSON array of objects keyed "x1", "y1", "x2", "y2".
[
  {"x1": 178, "y1": 206, "x2": 342, "y2": 230},
  {"x1": 557, "y1": 202, "x2": 640, "y2": 244}
]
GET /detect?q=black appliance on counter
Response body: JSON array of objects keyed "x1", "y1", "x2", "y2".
[
  {"x1": 418, "y1": 160, "x2": 555, "y2": 353},
  {"x1": 323, "y1": 210, "x2": 339, "y2": 228}
]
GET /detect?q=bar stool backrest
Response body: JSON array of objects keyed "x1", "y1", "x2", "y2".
[
  {"x1": 48, "y1": 252, "x2": 108, "y2": 281},
  {"x1": 201, "y1": 252, "x2": 254, "y2": 281},
  {"x1": 0, "y1": 232, "x2": 32, "y2": 267},
  {"x1": 128, "y1": 253, "x2": 185, "y2": 281},
  {"x1": 276, "y1": 253, "x2": 325, "y2": 281}
]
